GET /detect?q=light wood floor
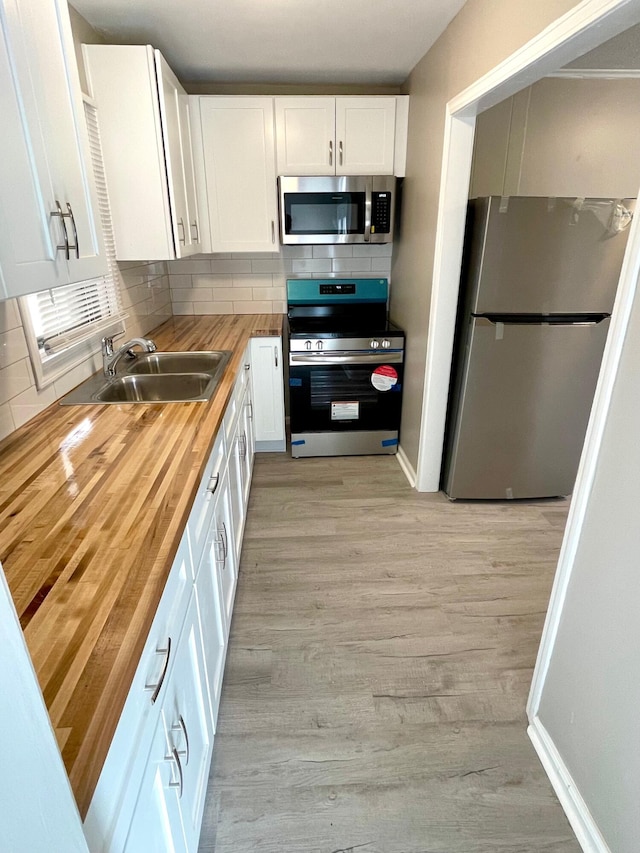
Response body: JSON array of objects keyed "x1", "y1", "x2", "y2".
[{"x1": 198, "y1": 453, "x2": 579, "y2": 853}]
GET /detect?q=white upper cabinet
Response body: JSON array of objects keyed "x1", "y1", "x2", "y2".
[
  {"x1": 335, "y1": 97, "x2": 397, "y2": 175},
  {"x1": 83, "y1": 45, "x2": 201, "y2": 260},
  {"x1": 275, "y1": 96, "x2": 407, "y2": 177},
  {"x1": 0, "y1": 0, "x2": 107, "y2": 299},
  {"x1": 193, "y1": 97, "x2": 279, "y2": 254},
  {"x1": 275, "y1": 97, "x2": 336, "y2": 175}
]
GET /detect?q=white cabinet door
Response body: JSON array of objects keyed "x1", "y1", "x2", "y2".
[
  {"x1": 275, "y1": 97, "x2": 335, "y2": 176},
  {"x1": 241, "y1": 381, "x2": 255, "y2": 504},
  {"x1": 197, "y1": 97, "x2": 279, "y2": 253},
  {"x1": 84, "y1": 45, "x2": 200, "y2": 261},
  {"x1": 250, "y1": 336, "x2": 286, "y2": 451},
  {"x1": 0, "y1": 0, "x2": 107, "y2": 299},
  {"x1": 155, "y1": 51, "x2": 192, "y2": 258},
  {"x1": 162, "y1": 593, "x2": 213, "y2": 853},
  {"x1": 123, "y1": 714, "x2": 188, "y2": 853},
  {"x1": 335, "y1": 97, "x2": 397, "y2": 175},
  {"x1": 194, "y1": 465, "x2": 233, "y2": 721},
  {"x1": 178, "y1": 93, "x2": 202, "y2": 254}
]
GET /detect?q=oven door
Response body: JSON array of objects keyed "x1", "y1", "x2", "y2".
[{"x1": 289, "y1": 351, "x2": 404, "y2": 433}]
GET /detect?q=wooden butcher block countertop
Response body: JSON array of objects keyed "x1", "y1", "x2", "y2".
[{"x1": 0, "y1": 313, "x2": 282, "y2": 817}]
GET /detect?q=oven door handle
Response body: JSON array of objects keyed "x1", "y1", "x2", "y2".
[{"x1": 290, "y1": 352, "x2": 403, "y2": 365}]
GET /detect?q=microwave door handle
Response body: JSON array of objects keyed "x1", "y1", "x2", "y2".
[{"x1": 364, "y1": 178, "x2": 372, "y2": 243}]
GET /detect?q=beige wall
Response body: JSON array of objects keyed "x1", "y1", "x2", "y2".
[
  {"x1": 471, "y1": 76, "x2": 640, "y2": 198},
  {"x1": 390, "y1": 0, "x2": 582, "y2": 472}
]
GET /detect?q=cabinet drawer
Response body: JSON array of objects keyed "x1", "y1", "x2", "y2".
[
  {"x1": 186, "y1": 426, "x2": 226, "y2": 572},
  {"x1": 223, "y1": 352, "x2": 251, "y2": 443},
  {"x1": 84, "y1": 535, "x2": 192, "y2": 852}
]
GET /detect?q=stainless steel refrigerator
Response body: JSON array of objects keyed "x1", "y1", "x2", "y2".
[{"x1": 443, "y1": 195, "x2": 635, "y2": 500}]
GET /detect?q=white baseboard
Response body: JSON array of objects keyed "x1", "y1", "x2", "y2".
[
  {"x1": 396, "y1": 445, "x2": 417, "y2": 487},
  {"x1": 528, "y1": 717, "x2": 611, "y2": 853}
]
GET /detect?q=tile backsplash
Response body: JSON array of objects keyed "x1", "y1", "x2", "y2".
[
  {"x1": 168, "y1": 244, "x2": 393, "y2": 315},
  {"x1": 0, "y1": 261, "x2": 171, "y2": 442}
]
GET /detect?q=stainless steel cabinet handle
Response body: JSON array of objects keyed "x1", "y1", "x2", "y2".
[
  {"x1": 207, "y1": 473, "x2": 219, "y2": 495},
  {"x1": 172, "y1": 714, "x2": 190, "y2": 765},
  {"x1": 274, "y1": 346, "x2": 278, "y2": 369},
  {"x1": 52, "y1": 200, "x2": 70, "y2": 259},
  {"x1": 66, "y1": 203, "x2": 79, "y2": 259},
  {"x1": 145, "y1": 637, "x2": 171, "y2": 704},
  {"x1": 178, "y1": 218, "x2": 186, "y2": 244},
  {"x1": 339, "y1": 140, "x2": 343, "y2": 166},
  {"x1": 329, "y1": 140, "x2": 333, "y2": 166},
  {"x1": 245, "y1": 363, "x2": 250, "y2": 371},
  {"x1": 190, "y1": 220, "x2": 199, "y2": 242},
  {"x1": 246, "y1": 399, "x2": 253, "y2": 420},
  {"x1": 168, "y1": 746, "x2": 184, "y2": 798},
  {"x1": 221, "y1": 520, "x2": 228, "y2": 566},
  {"x1": 271, "y1": 220, "x2": 275, "y2": 244}
]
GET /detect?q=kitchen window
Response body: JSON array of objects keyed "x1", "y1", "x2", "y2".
[{"x1": 19, "y1": 97, "x2": 126, "y2": 389}]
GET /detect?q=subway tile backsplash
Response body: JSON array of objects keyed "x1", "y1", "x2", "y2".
[{"x1": 168, "y1": 244, "x2": 393, "y2": 315}]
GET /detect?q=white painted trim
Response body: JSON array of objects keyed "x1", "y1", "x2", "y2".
[
  {"x1": 527, "y1": 177, "x2": 640, "y2": 717},
  {"x1": 415, "y1": 110, "x2": 475, "y2": 490},
  {"x1": 396, "y1": 444, "x2": 417, "y2": 487},
  {"x1": 549, "y1": 67, "x2": 640, "y2": 77},
  {"x1": 416, "y1": 0, "x2": 640, "y2": 492},
  {"x1": 528, "y1": 717, "x2": 612, "y2": 852}
]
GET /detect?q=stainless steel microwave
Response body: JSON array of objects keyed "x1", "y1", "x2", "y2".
[{"x1": 278, "y1": 176, "x2": 396, "y2": 245}]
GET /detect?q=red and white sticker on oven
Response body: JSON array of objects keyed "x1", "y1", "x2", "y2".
[{"x1": 371, "y1": 364, "x2": 398, "y2": 392}]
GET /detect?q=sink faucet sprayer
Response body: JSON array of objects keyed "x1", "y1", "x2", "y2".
[{"x1": 102, "y1": 336, "x2": 157, "y2": 377}]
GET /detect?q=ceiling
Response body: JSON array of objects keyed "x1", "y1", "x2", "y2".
[{"x1": 72, "y1": 0, "x2": 468, "y2": 86}]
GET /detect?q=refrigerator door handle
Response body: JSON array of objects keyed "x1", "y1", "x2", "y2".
[{"x1": 478, "y1": 313, "x2": 610, "y2": 326}]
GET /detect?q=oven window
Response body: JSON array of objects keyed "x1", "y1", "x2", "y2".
[
  {"x1": 290, "y1": 362, "x2": 403, "y2": 432},
  {"x1": 284, "y1": 192, "x2": 365, "y2": 235}
]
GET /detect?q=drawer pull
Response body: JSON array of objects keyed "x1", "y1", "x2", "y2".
[
  {"x1": 207, "y1": 473, "x2": 219, "y2": 495},
  {"x1": 146, "y1": 637, "x2": 171, "y2": 704},
  {"x1": 172, "y1": 714, "x2": 190, "y2": 766},
  {"x1": 168, "y1": 746, "x2": 184, "y2": 798}
]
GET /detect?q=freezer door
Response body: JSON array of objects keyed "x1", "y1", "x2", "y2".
[
  {"x1": 467, "y1": 196, "x2": 634, "y2": 314},
  {"x1": 443, "y1": 317, "x2": 610, "y2": 499}
]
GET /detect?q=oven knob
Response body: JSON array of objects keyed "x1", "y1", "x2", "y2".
[
  {"x1": 316, "y1": 340, "x2": 323, "y2": 350},
  {"x1": 370, "y1": 339, "x2": 380, "y2": 349},
  {"x1": 305, "y1": 340, "x2": 312, "y2": 351},
  {"x1": 381, "y1": 339, "x2": 391, "y2": 349}
]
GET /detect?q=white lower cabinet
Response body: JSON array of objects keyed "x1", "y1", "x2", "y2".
[
  {"x1": 161, "y1": 594, "x2": 213, "y2": 853},
  {"x1": 122, "y1": 714, "x2": 187, "y2": 853},
  {"x1": 250, "y1": 337, "x2": 286, "y2": 452},
  {"x1": 194, "y1": 463, "x2": 234, "y2": 726},
  {"x1": 86, "y1": 345, "x2": 258, "y2": 853}
]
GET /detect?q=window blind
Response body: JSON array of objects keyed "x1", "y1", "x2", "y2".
[{"x1": 27, "y1": 99, "x2": 125, "y2": 357}]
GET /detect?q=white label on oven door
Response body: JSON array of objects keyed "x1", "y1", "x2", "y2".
[{"x1": 331, "y1": 401, "x2": 359, "y2": 420}]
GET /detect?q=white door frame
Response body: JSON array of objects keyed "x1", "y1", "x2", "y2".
[{"x1": 415, "y1": 0, "x2": 640, "y2": 492}]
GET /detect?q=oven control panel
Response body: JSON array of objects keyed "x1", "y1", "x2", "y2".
[{"x1": 290, "y1": 335, "x2": 404, "y2": 354}]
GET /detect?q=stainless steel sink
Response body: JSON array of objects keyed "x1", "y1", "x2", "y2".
[
  {"x1": 127, "y1": 351, "x2": 229, "y2": 375},
  {"x1": 95, "y1": 373, "x2": 215, "y2": 403},
  {"x1": 59, "y1": 350, "x2": 232, "y2": 405}
]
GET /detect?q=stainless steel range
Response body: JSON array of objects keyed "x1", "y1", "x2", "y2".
[{"x1": 287, "y1": 278, "x2": 405, "y2": 458}]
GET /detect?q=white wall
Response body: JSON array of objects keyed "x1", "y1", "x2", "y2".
[
  {"x1": 0, "y1": 565, "x2": 88, "y2": 852},
  {"x1": 471, "y1": 76, "x2": 640, "y2": 199},
  {"x1": 533, "y1": 254, "x2": 640, "y2": 852},
  {"x1": 167, "y1": 244, "x2": 393, "y2": 315}
]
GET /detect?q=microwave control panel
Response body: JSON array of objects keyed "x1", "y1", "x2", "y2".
[{"x1": 371, "y1": 192, "x2": 392, "y2": 234}]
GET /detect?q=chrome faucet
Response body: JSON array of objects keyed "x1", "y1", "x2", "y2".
[{"x1": 102, "y1": 336, "x2": 157, "y2": 377}]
